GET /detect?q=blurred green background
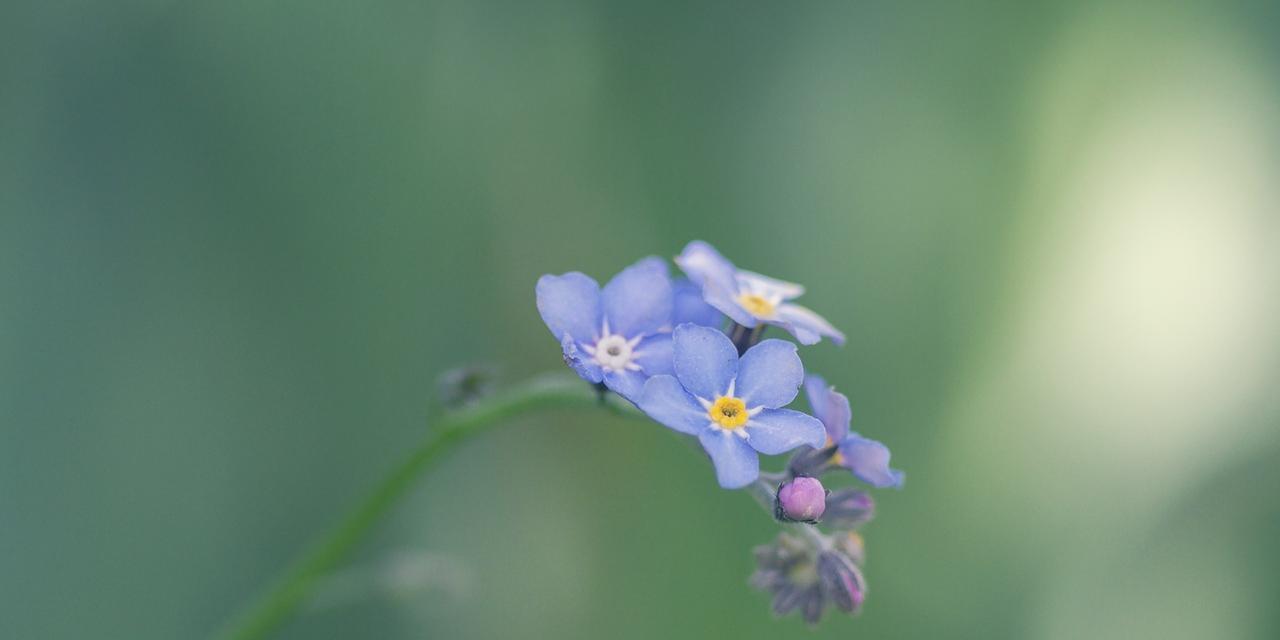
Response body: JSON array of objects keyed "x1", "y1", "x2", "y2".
[{"x1": 3, "y1": 1, "x2": 1279, "y2": 638}]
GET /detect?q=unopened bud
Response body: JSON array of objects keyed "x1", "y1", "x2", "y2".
[
  {"x1": 817, "y1": 550, "x2": 866, "y2": 614},
  {"x1": 775, "y1": 476, "x2": 827, "y2": 523},
  {"x1": 822, "y1": 489, "x2": 875, "y2": 529},
  {"x1": 787, "y1": 444, "x2": 837, "y2": 478}
]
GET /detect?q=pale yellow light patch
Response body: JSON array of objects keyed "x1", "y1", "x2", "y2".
[{"x1": 737, "y1": 293, "x2": 776, "y2": 318}]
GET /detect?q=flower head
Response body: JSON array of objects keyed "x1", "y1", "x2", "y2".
[
  {"x1": 639, "y1": 324, "x2": 826, "y2": 488},
  {"x1": 805, "y1": 375, "x2": 904, "y2": 488},
  {"x1": 675, "y1": 241, "x2": 845, "y2": 346},
  {"x1": 751, "y1": 532, "x2": 866, "y2": 625},
  {"x1": 536, "y1": 257, "x2": 675, "y2": 402}
]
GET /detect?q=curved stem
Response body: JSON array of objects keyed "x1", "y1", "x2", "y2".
[
  {"x1": 214, "y1": 372, "x2": 642, "y2": 640},
  {"x1": 748, "y1": 477, "x2": 779, "y2": 513}
]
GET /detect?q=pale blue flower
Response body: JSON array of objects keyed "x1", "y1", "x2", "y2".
[
  {"x1": 805, "y1": 374, "x2": 904, "y2": 488},
  {"x1": 675, "y1": 241, "x2": 845, "y2": 346},
  {"x1": 639, "y1": 324, "x2": 826, "y2": 488},
  {"x1": 536, "y1": 257, "x2": 674, "y2": 402}
]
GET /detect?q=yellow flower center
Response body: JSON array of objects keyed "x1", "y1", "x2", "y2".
[
  {"x1": 709, "y1": 396, "x2": 749, "y2": 429},
  {"x1": 826, "y1": 436, "x2": 845, "y2": 465},
  {"x1": 738, "y1": 293, "x2": 776, "y2": 318}
]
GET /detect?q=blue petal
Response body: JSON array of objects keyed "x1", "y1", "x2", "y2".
[
  {"x1": 638, "y1": 375, "x2": 707, "y2": 435},
  {"x1": 736, "y1": 339, "x2": 804, "y2": 409},
  {"x1": 672, "y1": 323, "x2": 738, "y2": 400},
  {"x1": 536, "y1": 272, "x2": 602, "y2": 344},
  {"x1": 804, "y1": 374, "x2": 850, "y2": 442},
  {"x1": 736, "y1": 270, "x2": 805, "y2": 301},
  {"x1": 744, "y1": 408, "x2": 826, "y2": 455},
  {"x1": 632, "y1": 333, "x2": 674, "y2": 377},
  {"x1": 603, "y1": 369, "x2": 646, "y2": 404},
  {"x1": 602, "y1": 256, "x2": 672, "y2": 338},
  {"x1": 674, "y1": 241, "x2": 739, "y2": 294},
  {"x1": 561, "y1": 334, "x2": 602, "y2": 383},
  {"x1": 702, "y1": 284, "x2": 758, "y2": 328},
  {"x1": 775, "y1": 303, "x2": 845, "y2": 346},
  {"x1": 698, "y1": 429, "x2": 760, "y2": 488},
  {"x1": 838, "y1": 434, "x2": 905, "y2": 488},
  {"x1": 672, "y1": 279, "x2": 724, "y2": 328},
  {"x1": 675, "y1": 242, "x2": 757, "y2": 328}
]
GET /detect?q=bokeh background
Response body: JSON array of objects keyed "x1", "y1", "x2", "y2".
[{"x1": 3, "y1": 1, "x2": 1279, "y2": 638}]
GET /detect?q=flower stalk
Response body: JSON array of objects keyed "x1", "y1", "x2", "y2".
[{"x1": 215, "y1": 372, "x2": 640, "y2": 640}]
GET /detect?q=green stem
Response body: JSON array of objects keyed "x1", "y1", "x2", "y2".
[{"x1": 214, "y1": 372, "x2": 641, "y2": 640}]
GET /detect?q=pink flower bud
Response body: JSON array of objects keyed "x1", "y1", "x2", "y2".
[{"x1": 775, "y1": 476, "x2": 827, "y2": 523}]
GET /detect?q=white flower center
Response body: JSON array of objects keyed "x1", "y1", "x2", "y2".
[
  {"x1": 593, "y1": 334, "x2": 633, "y2": 370},
  {"x1": 583, "y1": 322, "x2": 644, "y2": 373}
]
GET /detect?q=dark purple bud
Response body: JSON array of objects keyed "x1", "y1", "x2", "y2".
[
  {"x1": 787, "y1": 444, "x2": 838, "y2": 477},
  {"x1": 775, "y1": 477, "x2": 827, "y2": 523},
  {"x1": 817, "y1": 550, "x2": 866, "y2": 614},
  {"x1": 822, "y1": 489, "x2": 875, "y2": 529}
]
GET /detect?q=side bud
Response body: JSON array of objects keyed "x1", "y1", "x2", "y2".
[
  {"x1": 822, "y1": 489, "x2": 875, "y2": 529},
  {"x1": 787, "y1": 443, "x2": 837, "y2": 478},
  {"x1": 775, "y1": 476, "x2": 827, "y2": 523},
  {"x1": 817, "y1": 550, "x2": 866, "y2": 614}
]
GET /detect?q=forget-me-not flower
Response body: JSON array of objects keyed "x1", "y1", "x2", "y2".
[
  {"x1": 639, "y1": 324, "x2": 826, "y2": 488},
  {"x1": 536, "y1": 257, "x2": 675, "y2": 403},
  {"x1": 805, "y1": 374, "x2": 904, "y2": 488},
  {"x1": 675, "y1": 241, "x2": 845, "y2": 346}
]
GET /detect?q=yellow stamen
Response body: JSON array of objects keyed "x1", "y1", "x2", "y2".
[
  {"x1": 825, "y1": 436, "x2": 845, "y2": 465},
  {"x1": 738, "y1": 293, "x2": 776, "y2": 318},
  {"x1": 709, "y1": 396, "x2": 749, "y2": 429}
]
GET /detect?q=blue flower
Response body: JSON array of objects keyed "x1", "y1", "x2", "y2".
[
  {"x1": 805, "y1": 374, "x2": 904, "y2": 488},
  {"x1": 639, "y1": 324, "x2": 826, "y2": 488},
  {"x1": 536, "y1": 257, "x2": 675, "y2": 403},
  {"x1": 675, "y1": 241, "x2": 845, "y2": 346}
]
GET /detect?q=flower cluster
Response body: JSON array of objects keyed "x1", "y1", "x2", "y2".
[{"x1": 536, "y1": 240, "x2": 903, "y2": 625}]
